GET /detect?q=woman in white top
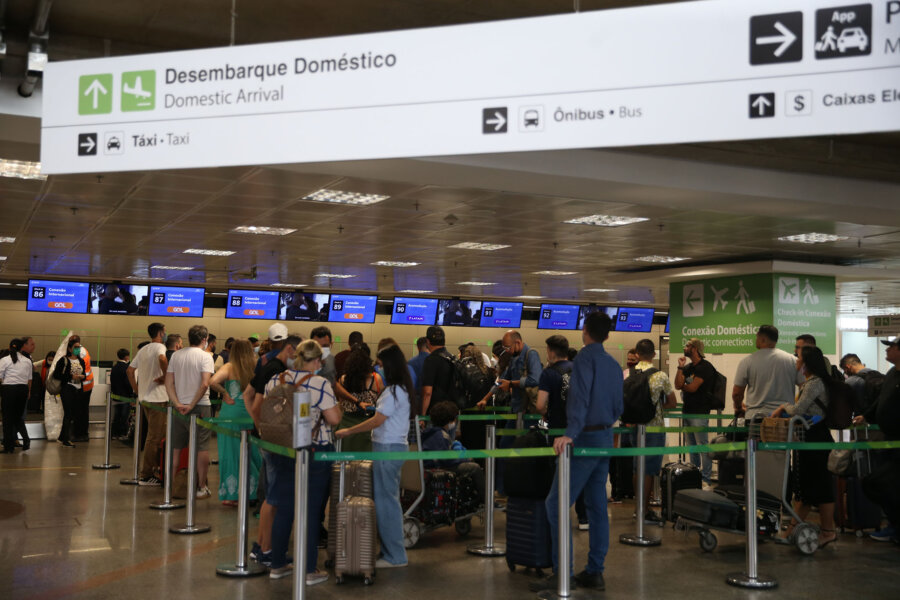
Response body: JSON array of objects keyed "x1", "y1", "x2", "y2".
[
  {"x1": 336, "y1": 343, "x2": 412, "y2": 568},
  {"x1": 52, "y1": 337, "x2": 87, "y2": 447},
  {"x1": 0, "y1": 337, "x2": 35, "y2": 453}
]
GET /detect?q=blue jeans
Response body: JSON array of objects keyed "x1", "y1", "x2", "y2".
[
  {"x1": 372, "y1": 442, "x2": 408, "y2": 565},
  {"x1": 684, "y1": 417, "x2": 712, "y2": 483},
  {"x1": 266, "y1": 445, "x2": 333, "y2": 571},
  {"x1": 546, "y1": 429, "x2": 612, "y2": 575}
]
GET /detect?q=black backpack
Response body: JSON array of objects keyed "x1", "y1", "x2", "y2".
[
  {"x1": 856, "y1": 370, "x2": 885, "y2": 414},
  {"x1": 440, "y1": 354, "x2": 470, "y2": 410},
  {"x1": 460, "y1": 359, "x2": 494, "y2": 409},
  {"x1": 621, "y1": 367, "x2": 658, "y2": 424},
  {"x1": 815, "y1": 380, "x2": 854, "y2": 429},
  {"x1": 706, "y1": 368, "x2": 727, "y2": 411}
]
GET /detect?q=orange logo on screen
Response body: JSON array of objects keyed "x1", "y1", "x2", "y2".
[
  {"x1": 244, "y1": 309, "x2": 265, "y2": 316},
  {"x1": 343, "y1": 313, "x2": 364, "y2": 320},
  {"x1": 167, "y1": 306, "x2": 189, "y2": 313},
  {"x1": 48, "y1": 301, "x2": 73, "y2": 309}
]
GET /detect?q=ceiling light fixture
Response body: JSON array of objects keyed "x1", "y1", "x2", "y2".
[
  {"x1": 584, "y1": 288, "x2": 617, "y2": 293},
  {"x1": 619, "y1": 299, "x2": 650, "y2": 304},
  {"x1": 532, "y1": 270, "x2": 577, "y2": 276},
  {"x1": 303, "y1": 189, "x2": 390, "y2": 206},
  {"x1": 183, "y1": 249, "x2": 236, "y2": 256},
  {"x1": 0, "y1": 159, "x2": 46, "y2": 181},
  {"x1": 151, "y1": 265, "x2": 195, "y2": 271},
  {"x1": 564, "y1": 214, "x2": 649, "y2": 227},
  {"x1": 516, "y1": 295, "x2": 546, "y2": 299},
  {"x1": 271, "y1": 283, "x2": 309, "y2": 288},
  {"x1": 315, "y1": 273, "x2": 356, "y2": 279},
  {"x1": 0, "y1": 256, "x2": 7, "y2": 261},
  {"x1": 634, "y1": 255, "x2": 690, "y2": 263},
  {"x1": 449, "y1": 242, "x2": 511, "y2": 251},
  {"x1": 397, "y1": 289, "x2": 434, "y2": 294},
  {"x1": 127, "y1": 276, "x2": 164, "y2": 281},
  {"x1": 233, "y1": 226, "x2": 297, "y2": 236},
  {"x1": 776, "y1": 232, "x2": 850, "y2": 244},
  {"x1": 371, "y1": 261, "x2": 420, "y2": 267},
  {"x1": 0, "y1": 237, "x2": 16, "y2": 243},
  {"x1": 457, "y1": 281, "x2": 496, "y2": 286}
]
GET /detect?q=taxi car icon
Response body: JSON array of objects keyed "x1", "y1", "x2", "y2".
[
  {"x1": 837, "y1": 27, "x2": 868, "y2": 53},
  {"x1": 107, "y1": 137, "x2": 121, "y2": 150}
]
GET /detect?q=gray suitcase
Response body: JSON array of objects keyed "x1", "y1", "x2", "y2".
[{"x1": 328, "y1": 459, "x2": 373, "y2": 566}]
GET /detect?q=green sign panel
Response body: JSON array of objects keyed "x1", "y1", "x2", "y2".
[
  {"x1": 670, "y1": 273, "x2": 835, "y2": 354},
  {"x1": 121, "y1": 70, "x2": 156, "y2": 112},
  {"x1": 78, "y1": 74, "x2": 112, "y2": 115}
]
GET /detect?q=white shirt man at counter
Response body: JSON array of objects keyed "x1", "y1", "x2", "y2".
[
  {"x1": 128, "y1": 322, "x2": 169, "y2": 486},
  {"x1": 732, "y1": 325, "x2": 796, "y2": 420}
]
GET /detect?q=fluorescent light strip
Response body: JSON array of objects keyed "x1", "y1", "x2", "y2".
[
  {"x1": 233, "y1": 226, "x2": 297, "y2": 236},
  {"x1": 633, "y1": 255, "x2": 690, "y2": 264},
  {"x1": 532, "y1": 270, "x2": 577, "y2": 276},
  {"x1": 516, "y1": 295, "x2": 545, "y2": 299},
  {"x1": 151, "y1": 265, "x2": 194, "y2": 271},
  {"x1": 127, "y1": 276, "x2": 164, "y2": 281},
  {"x1": 457, "y1": 281, "x2": 496, "y2": 286},
  {"x1": 777, "y1": 232, "x2": 850, "y2": 244},
  {"x1": 315, "y1": 273, "x2": 356, "y2": 279},
  {"x1": 303, "y1": 189, "x2": 390, "y2": 206},
  {"x1": 619, "y1": 300, "x2": 650, "y2": 304},
  {"x1": 271, "y1": 283, "x2": 308, "y2": 287},
  {"x1": 584, "y1": 288, "x2": 617, "y2": 293},
  {"x1": 0, "y1": 256, "x2": 6, "y2": 261},
  {"x1": 449, "y1": 242, "x2": 511, "y2": 251},
  {"x1": 564, "y1": 214, "x2": 649, "y2": 227},
  {"x1": 0, "y1": 237, "x2": 15, "y2": 243},
  {"x1": 184, "y1": 249, "x2": 236, "y2": 256},
  {"x1": 397, "y1": 289, "x2": 434, "y2": 294},
  {"x1": 371, "y1": 261, "x2": 420, "y2": 267},
  {"x1": 0, "y1": 158, "x2": 46, "y2": 181}
]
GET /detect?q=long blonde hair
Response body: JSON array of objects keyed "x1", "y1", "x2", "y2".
[{"x1": 229, "y1": 339, "x2": 257, "y2": 389}]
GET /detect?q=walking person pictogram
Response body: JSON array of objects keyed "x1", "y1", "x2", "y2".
[{"x1": 734, "y1": 280, "x2": 756, "y2": 315}]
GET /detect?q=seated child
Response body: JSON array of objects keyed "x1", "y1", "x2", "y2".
[{"x1": 421, "y1": 401, "x2": 485, "y2": 499}]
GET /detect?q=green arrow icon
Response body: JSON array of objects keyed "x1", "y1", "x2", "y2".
[
  {"x1": 685, "y1": 289, "x2": 700, "y2": 311},
  {"x1": 78, "y1": 74, "x2": 112, "y2": 115}
]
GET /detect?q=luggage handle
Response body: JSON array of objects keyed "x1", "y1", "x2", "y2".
[{"x1": 337, "y1": 438, "x2": 346, "y2": 501}]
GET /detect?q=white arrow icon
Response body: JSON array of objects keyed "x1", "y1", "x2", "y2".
[
  {"x1": 751, "y1": 95, "x2": 772, "y2": 116},
  {"x1": 83, "y1": 79, "x2": 108, "y2": 110},
  {"x1": 486, "y1": 111, "x2": 506, "y2": 132},
  {"x1": 755, "y1": 21, "x2": 797, "y2": 57},
  {"x1": 80, "y1": 136, "x2": 96, "y2": 153}
]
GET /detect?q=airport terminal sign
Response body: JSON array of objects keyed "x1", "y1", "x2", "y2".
[
  {"x1": 41, "y1": 0, "x2": 900, "y2": 174},
  {"x1": 671, "y1": 273, "x2": 836, "y2": 354}
]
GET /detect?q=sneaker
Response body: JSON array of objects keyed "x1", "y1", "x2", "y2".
[
  {"x1": 870, "y1": 526, "x2": 897, "y2": 542},
  {"x1": 59, "y1": 440, "x2": 75, "y2": 448},
  {"x1": 375, "y1": 558, "x2": 408, "y2": 569},
  {"x1": 607, "y1": 496, "x2": 623, "y2": 504},
  {"x1": 256, "y1": 551, "x2": 273, "y2": 567},
  {"x1": 574, "y1": 570, "x2": 605, "y2": 590},
  {"x1": 529, "y1": 573, "x2": 577, "y2": 592},
  {"x1": 249, "y1": 542, "x2": 263, "y2": 561},
  {"x1": 306, "y1": 570, "x2": 329, "y2": 586},
  {"x1": 577, "y1": 519, "x2": 590, "y2": 531},
  {"x1": 196, "y1": 486, "x2": 211, "y2": 500},
  {"x1": 138, "y1": 476, "x2": 162, "y2": 487},
  {"x1": 269, "y1": 564, "x2": 293, "y2": 579}
]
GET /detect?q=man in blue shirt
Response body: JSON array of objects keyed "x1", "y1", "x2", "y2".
[
  {"x1": 533, "y1": 312, "x2": 623, "y2": 592},
  {"x1": 407, "y1": 337, "x2": 429, "y2": 393},
  {"x1": 498, "y1": 330, "x2": 543, "y2": 414}
]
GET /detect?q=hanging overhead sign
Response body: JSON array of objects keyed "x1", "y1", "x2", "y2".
[{"x1": 40, "y1": 0, "x2": 900, "y2": 174}]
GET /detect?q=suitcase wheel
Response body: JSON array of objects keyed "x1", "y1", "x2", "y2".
[
  {"x1": 856, "y1": 530, "x2": 864, "y2": 538},
  {"x1": 698, "y1": 531, "x2": 717, "y2": 553},
  {"x1": 363, "y1": 576, "x2": 375, "y2": 586},
  {"x1": 403, "y1": 517, "x2": 423, "y2": 549}
]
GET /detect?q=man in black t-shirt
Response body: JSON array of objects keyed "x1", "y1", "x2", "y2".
[
  {"x1": 674, "y1": 337, "x2": 716, "y2": 484},
  {"x1": 536, "y1": 335, "x2": 573, "y2": 430},
  {"x1": 421, "y1": 326, "x2": 455, "y2": 415}
]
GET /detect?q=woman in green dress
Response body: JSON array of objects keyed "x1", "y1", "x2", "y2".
[
  {"x1": 335, "y1": 346, "x2": 383, "y2": 452},
  {"x1": 210, "y1": 339, "x2": 261, "y2": 506}
]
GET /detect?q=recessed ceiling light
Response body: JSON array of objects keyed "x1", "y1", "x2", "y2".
[
  {"x1": 0, "y1": 237, "x2": 15, "y2": 243},
  {"x1": 584, "y1": 288, "x2": 617, "y2": 293},
  {"x1": 619, "y1": 299, "x2": 650, "y2": 304},
  {"x1": 183, "y1": 249, "x2": 236, "y2": 256},
  {"x1": 0, "y1": 282, "x2": 11, "y2": 285},
  {"x1": 564, "y1": 215, "x2": 649, "y2": 227},
  {"x1": 634, "y1": 255, "x2": 690, "y2": 263},
  {"x1": 0, "y1": 159, "x2": 46, "y2": 181},
  {"x1": 371, "y1": 261, "x2": 420, "y2": 267},
  {"x1": 457, "y1": 281, "x2": 496, "y2": 286},
  {"x1": 303, "y1": 189, "x2": 390, "y2": 205},
  {"x1": 233, "y1": 226, "x2": 297, "y2": 236},
  {"x1": 532, "y1": 270, "x2": 577, "y2": 276},
  {"x1": 777, "y1": 232, "x2": 850, "y2": 244},
  {"x1": 0, "y1": 256, "x2": 7, "y2": 261},
  {"x1": 14, "y1": 283, "x2": 27, "y2": 286},
  {"x1": 449, "y1": 242, "x2": 511, "y2": 251},
  {"x1": 315, "y1": 273, "x2": 356, "y2": 279},
  {"x1": 516, "y1": 295, "x2": 546, "y2": 299},
  {"x1": 209, "y1": 292, "x2": 227, "y2": 296},
  {"x1": 397, "y1": 289, "x2": 434, "y2": 294},
  {"x1": 271, "y1": 283, "x2": 309, "y2": 287},
  {"x1": 151, "y1": 265, "x2": 195, "y2": 271}
]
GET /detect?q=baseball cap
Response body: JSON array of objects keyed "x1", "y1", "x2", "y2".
[
  {"x1": 880, "y1": 338, "x2": 899, "y2": 347},
  {"x1": 686, "y1": 337, "x2": 705, "y2": 356},
  {"x1": 268, "y1": 322, "x2": 288, "y2": 342}
]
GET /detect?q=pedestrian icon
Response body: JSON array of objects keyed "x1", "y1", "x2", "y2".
[
  {"x1": 749, "y1": 12, "x2": 803, "y2": 65},
  {"x1": 815, "y1": 5, "x2": 871, "y2": 59},
  {"x1": 802, "y1": 279, "x2": 820, "y2": 305},
  {"x1": 78, "y1": 133, "x2": 98, "y2": 156},
  {"x1": 482, "y1": 107, "x2": 508, "y2": 134},
  {"x1": 734, "y1": 280, "x2": 756, "y2": 315},
  {"x1": 749, "y1": 93, "x2": 776, "y2": 118},
  {"x1": 121, "y1": 70, "x2": 156, "y2": 112},
  {"x1": 779, "y1": 277, "x2": 800, "y2": 305},
  {"x1": 682, "y1": 284, "x2": 704, "y2": 318},
  {"x1": 78, "y1": 74, "x2": 112, "y2": 115}
]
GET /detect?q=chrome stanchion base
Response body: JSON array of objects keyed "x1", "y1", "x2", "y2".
[
  {"x1": 149, "y1": 501, "x2": 185, "y2": 510},
  {"x1": 619, "y1": 533, "x2": 661, "y2": 546},
  {"x1": 466, "y1": 543, "x2": 506, "y2": 556},
  {"x1": 216, "y1": 562, "x2": 267, "y2": 577},
  {"x1": 726, "y1": 573, "x2": 778, "y2": 589},
  {"x1": 120, "y1": 478, "x2": 139, "y2": 485},
  {"x1": 537, "y1": 590, "x2": 589, "y2": 600},
  {"x1": 170, "y1": 522, "x2": 211, "y2": 534},
  {"x1": 92, "y1": 463, "x2": 121, "y2": 470}
]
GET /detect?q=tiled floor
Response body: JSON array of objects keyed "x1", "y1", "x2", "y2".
[{"x1": 1, "y1": 440, "x2": 897, "y2": 599}]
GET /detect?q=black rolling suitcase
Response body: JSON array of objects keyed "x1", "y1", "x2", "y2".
[
  {"x1": 714, "y1": 484, "x2": 782, "y2": 514},
  {"x1": 717, "y1": 457, "x2": 745, "y2": 485},
  {"x1": 503, "y1": 428, "x2": 554, "y2": 499},
  {"x1": 673, "y1": 489, "x2": 742, "y2": 529},
  {"x1": 661, "y1": 462, "x2": 702, "y2": 521},
  {"x1": 505, "y1": 496, "x2": 553, "y2": 576}
]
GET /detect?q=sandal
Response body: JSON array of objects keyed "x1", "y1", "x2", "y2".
[
  {"x1": 221, "y1": 500, "x2": 239, "y2": 507},
  {"x1": 819, "y1": 529, "x2": 837, "y2": 548}
]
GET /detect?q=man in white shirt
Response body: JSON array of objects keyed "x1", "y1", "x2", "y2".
[
  {"x1": 165, "y1": 324, "x2": 215, "y2": 499},
  {"x1": 732, "y1": 325, "x2": 797, "y2": 420},
  {"x1": 127, "y1": 322, "x2": 168, "y2": 485}
]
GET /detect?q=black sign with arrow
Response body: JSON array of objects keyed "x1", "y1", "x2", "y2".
[
  {"x1": 78, "y1": 133, "x2": 98, "y2": 156},
  {"x1": 482, "y1": 107, "x2": 508, "y2": 134},
  {"x1": 750, "y1": 12, "x2": 803, "y2": 65},
  {"x1": 749, "y1": 93, "x2": 776, "y2": 118}
]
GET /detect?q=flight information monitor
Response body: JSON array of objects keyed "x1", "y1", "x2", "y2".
[
  {"x1": 88, "y1": 283, "x2": 148, "y2": 315},
  {"x1": 226, "y1": 289, "x2": 280, "y2": 319},
  {"x1": 436, "y1": 299, "x2": 481, "y2": 327},
  {"x1": 391, "y1": 297, "x2": 439, "y2": 325},
  {"x1": 577, "y1": 305, "x2": 619, "y2": 330},
  {"x1": 614, "y1": 307, "x2": 655, "y2": 332},
  {"x1": 479, "y1": 301, "x2": 523, "y2": 328},
  {"x1": 278, "y1": 292, "x2": 330, "y2": 321},
  {"x1": 147, "y1": 285, "x2": 205, "y2": 318},
  {"x1": 27, "y1": 279, "x2": 90, "y2": 314},
  {"x1": 537, "y1": 304, "x2": 580, "y2": 330},
  {"x1": 328, "y1": 294, "x2": 378, "y2": 324}
]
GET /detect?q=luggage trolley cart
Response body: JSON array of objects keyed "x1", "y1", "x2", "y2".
[{"x1": 674, "y1": 415, "x2": 820, "y2": 555}]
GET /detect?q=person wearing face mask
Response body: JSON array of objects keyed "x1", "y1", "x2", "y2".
[
  {"x1": 674, "y1": 338, "x2": 717, "y2": 485},
  {"x1": 420, "y1": 400, "x2": 485, "y2": 498},
  {"x1": 128, "y1": 323, "x2": 169, "y2": 485},
  {"x1": 310, "y1": 326, "x2": 336, "y2": 385},
  {"x1": 497, "y1": 330, "x2": 543, "y2": 415},
  {"x1": 53, "y1": 336, "x2": 87, "y2": 447}
]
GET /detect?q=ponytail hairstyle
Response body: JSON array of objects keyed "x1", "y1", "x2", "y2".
[{"x1": 8, "y1": 338, "x2": 24, "y2": 363}]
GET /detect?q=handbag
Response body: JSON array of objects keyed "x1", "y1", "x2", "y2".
[{"x1": 257, "y1": 373, "x2": 314, "y2": 449}]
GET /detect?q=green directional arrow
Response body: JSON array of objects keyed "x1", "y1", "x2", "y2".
[{"x1": 686, "y1": 289, "x2": 700, "y2": 311}]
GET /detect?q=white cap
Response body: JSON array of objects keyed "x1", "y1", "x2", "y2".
[{"x1": 268, "y1": 322, "x2": 288, "y2": 342}]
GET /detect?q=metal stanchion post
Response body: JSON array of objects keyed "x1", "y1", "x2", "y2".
[
  {"x1": 93, "y1": 390, "x2": 121, "y2": 470},
  {"x1": 538, "y1": 443, "x2": 573, "y2": 600},
  {"x1": 217, "y1": 429, "x2": 266, "y2": 577},
  {"x1": 516, "y1": 412, "x2": 525, "y2": 430},
  {"x1": 171, "y1": 414, "x2": 211, "y2": 534},
  {"x1": 620, "y1": 424, "x2": 660, "y2": 546},
  {"x1": 468, "y1": 424, "x2": 506, "y2": 556},
  {"x1": 726, "y1": 438, "x2": 777, "y2": 589},
  {"x1": 294, "y1": 448, "x2": 310, "y2": 600},
  {"x1": 121, "y1": 399, "x2": 142, "y2": 485},
  {"x1": 150, "y1": 405, "x2": 185, "y2": 510}
]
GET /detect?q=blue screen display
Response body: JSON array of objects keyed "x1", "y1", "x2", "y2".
[
  {"x1": 537, "y1": 304, "x2": 580, "y2": 330},
  {"x1": 665, "y1": 314, "x2": 670, "y2": 333},
  {"x1": 391, "y1": 297, "x2": 438, "y2": 325},
  {"x1": 328, "y1": 294, "x2": 378, "y2": 324},
  {"x1": 226, "y1": 289, "x2": 280, "y2": 319},
  {"x1": 614, "y1": 307, "x2": 655, "y2": 332},
  {"x1": 479, "y1": 301, "x2": 523, "y2": 328},
  {"x1": 147, "y1": 285, "x2": 205, "y2": 318},
  {"x1": 27, "y1": 280, "x2": 90, "y2": 313}
]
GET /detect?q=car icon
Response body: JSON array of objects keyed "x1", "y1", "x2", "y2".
[
  {"x1": 107, "y1": 137, "x2": 121, "y2": 150},
  {"x1": 837, "y1": 27, "x2": 868, "y2": 53},
  {"x1": 524, "y1": 109, "x2": 540, "y2": 127}
]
